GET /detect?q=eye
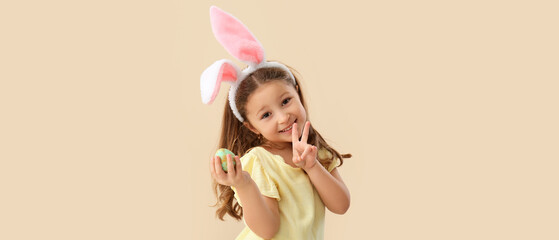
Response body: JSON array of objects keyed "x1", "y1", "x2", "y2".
[
  {"x1": 261, "y1": 112, "x2": 271, "y2": 119},
  {"x1": 282, "y1": 97, "x2": 291, "y2": 106}
]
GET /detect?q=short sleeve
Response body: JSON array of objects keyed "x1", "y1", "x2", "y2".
[
  {"x1": 319, "y1": 148, "x2": 340, "y2": 172},
  {"x1": 232, "y1": 150, "x2": 280, "y2": 205},
  {"x1": 327, "y1": 156, "x2": 340, "y2": 172}
]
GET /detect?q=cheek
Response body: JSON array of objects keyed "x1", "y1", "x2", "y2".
[
  {"x1": 298, "y1": 105, "x2": 307, "y2": 119},
  {"x1": 256, "y1": 122, "x2": 272, "y2": 134}
]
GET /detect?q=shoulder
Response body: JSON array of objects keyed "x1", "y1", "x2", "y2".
[
  {"x1": 243, "y1": 146, "x2": 271, "y2": 159},
  {"x1": 240, "y1": 147, "x2": 277, "y2": 167}
]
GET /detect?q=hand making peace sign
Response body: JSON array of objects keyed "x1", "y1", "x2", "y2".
[{"x1": 292, "y1": 121, "x2": 319, "y2": 171}]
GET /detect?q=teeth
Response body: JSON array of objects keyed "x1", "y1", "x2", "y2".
[{"x1": 280, "y1": 124, "x2": 293, "y2": 132}]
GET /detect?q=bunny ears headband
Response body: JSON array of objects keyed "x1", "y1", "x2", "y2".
[{"x1": 200, "y1": 6, "x2": 296, "y2": 122}]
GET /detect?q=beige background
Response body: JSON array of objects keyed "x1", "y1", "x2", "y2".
[{"x1": 1, "y1": 0, "x2": 558, "y2": 239}]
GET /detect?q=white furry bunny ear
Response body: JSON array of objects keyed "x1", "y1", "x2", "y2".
[
  {"x1": 200, "y1": 6, "x2": 263, "y2": 106},
  {"x1": 200, "y1": 59, "x2": 240, "y2": 104}
]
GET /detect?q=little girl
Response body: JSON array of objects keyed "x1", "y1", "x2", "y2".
[{"x1": 201, "y1": 6, "x2": 351, "y2": 239}]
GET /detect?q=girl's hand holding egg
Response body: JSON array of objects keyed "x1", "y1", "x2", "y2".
[
  {"x1": 215, "y1": 148, "x2": 236, "y2": 172},
  {"x1": 210, "y1": 148, "x2": 251, "y2": 188}
]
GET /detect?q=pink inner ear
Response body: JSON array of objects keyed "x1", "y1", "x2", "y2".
[
  {"x1": 211, "y1": 63, "x2": 238, "y2": 102},
  {"x1": 210, "y1": 6, "x2": 264, "y2": 64},
  {"x1": 220, "y1": 63, "x2": 237, "y2": 83}
]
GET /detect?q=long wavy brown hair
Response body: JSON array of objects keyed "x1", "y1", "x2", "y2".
[{"x1": 212, "y1": 64, "x2": 351, "y2": 220}]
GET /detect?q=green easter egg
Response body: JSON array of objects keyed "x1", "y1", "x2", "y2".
[{"x1": 215, "y1": 148, "x2": 236, "y2": 172}]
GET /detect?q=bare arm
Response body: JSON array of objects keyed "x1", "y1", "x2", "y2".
[
  {"x1": 210, "y1": 154, "x2": 280, "y2": 239},
  {"x1": 305, "y1": 164, "x2": 350, "y2": 214},
  {"x1": 292, "y1": 121, "x2": 351, "y2": 214},
  {"x1": 234, "y1": 180, "x2": 280, "y2": 238}
]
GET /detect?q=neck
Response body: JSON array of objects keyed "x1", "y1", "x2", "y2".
[
  {"x1": 260, "y1": 140, "x2": 291, "y2": 152},
  {"x1": 260, "y1": 140, "x2": 298, "y2": 167}
]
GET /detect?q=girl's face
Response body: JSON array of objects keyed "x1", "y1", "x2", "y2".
[{"x1": 243, "y1": 80, "x2": 307, "y2": 147}]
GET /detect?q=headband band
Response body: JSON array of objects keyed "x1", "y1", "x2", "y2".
[{"x1": 200, "y1": 6, "x2": 296, "y2": 122}]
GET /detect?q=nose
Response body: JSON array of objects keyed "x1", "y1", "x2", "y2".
[{"x1": 278, "y1": 111, "x2": 290, "y2": 124}]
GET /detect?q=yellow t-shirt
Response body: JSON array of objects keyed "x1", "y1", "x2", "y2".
[{"x1": 232, "y1": 147, "x2": 340, "y2": 240}]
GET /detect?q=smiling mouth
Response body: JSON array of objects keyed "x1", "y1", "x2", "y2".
[{"x1": 279, "y1": 121, "x2": 296, "y2": 133}]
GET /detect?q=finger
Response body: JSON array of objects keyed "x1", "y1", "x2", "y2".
[
  {"x1": 311, "y1": 146, "x2": 318, "y2": 159},
  {"x1": 234, "y1": 156, "x2": 242, "y2": 174},
  {"x1": 293, "y1": 156, "x2": 302, "y2": 167},
  {"x1": 301, "y1": 121, "x2": 311, "y2": 143},
  {"x1": 291, "y1": 122, "x2": 298, "y2": 143},
  {"x1": 226, "y1": 154, "x2": 235, "y2": 175},
  {"x1": 300, "y1": 145, "x2": 312, "y2": 161},
  {"x1": 214, "y1": 155, "x2": 226, "y2": 178}
]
